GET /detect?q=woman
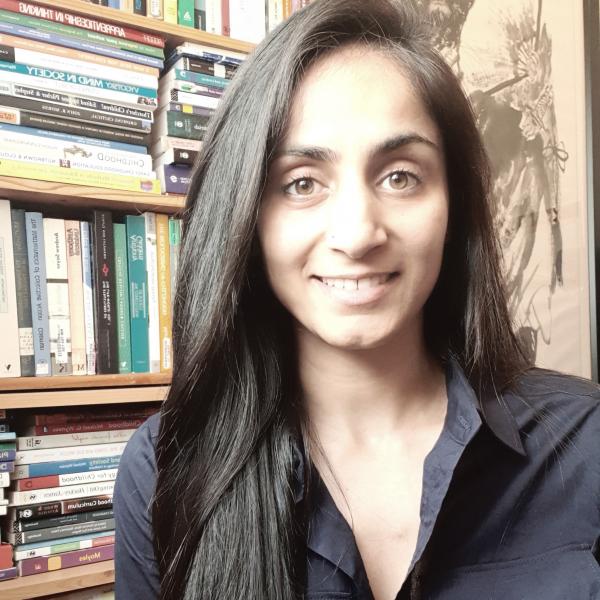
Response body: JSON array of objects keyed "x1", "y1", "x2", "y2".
[{"x1": 114, "y1": 1, "x2": 600, "y2": 598}]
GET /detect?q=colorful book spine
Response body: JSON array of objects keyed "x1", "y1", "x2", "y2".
[
  {"x1": 43, "y1": 217, "x2": 72, "y2": 376},
  {"x1": 65, "y1": 221, "x2": 87, "y2": 376},
  {"x1": 13, "y1": 455, "x2": 121, "y2": 480},
  {"x1": 154, "y1": 110, "x2": 211, "y2": 140},
  {"x1": 194, "y1": 0, "x2": 207, "y2": 29},
  {"x1": 125, "y1": 218, "x2": 149, "y2": 371},
  {"x1": 0, "y1": 199, "x2": 20, "y2": 377},
  {"x1": 113, "y1": 223, "x2": 132, "y2": 374},
  {"x1": 157, "y1": 146, "x2": 198, "y2": 166},
  {"x1": 91, "y1": 211, "x2": 118, "y2": 374},
  {"x1": 10, "y1": 207, "x2": 34, "y2": 376},
  {"x1": 178, "y1": 0, "x2": 194, "y2": 26},
  {"x1": 25, "y1": 211, "x2": 53, "y2": 375},
  {"x1": 144, "y1": 212, "x2": 160, "y2": 373},
  {"x1": 11, "y1": 507, "x2": 113, "y2": 532},
  {"x1": 169, "y1": 217, "x2": 181, "y2": 307},
  {"x1": 156, "y1": 214, "x2": 172, "y2": 371},
  {"x1": 164, "y1": 0, "x2": 177, "y2": 23},
  {"x1": 14, "y1": 532, "x2": 114, "y2": 561},
  {"x1": 0, "y1": 0, "x2": 165, "y2": 47},
  {"x1": 17, "y1": 543, "x2": 115, "y2": 576},
  {"x1": 159, "y1": 89, "x2": 218, "y2": 113},
  {"x1": 133, "y1": 0, "x2": 147, "y2": 16},
  {"x1": 9, "y1": 481, "x2": 116, "y2": 505},
  {"x1": 22, "y1": 405, "x2": 156, "y2": 425},
  {"x1": 17, "y1": 428, "x2": 134, "y2": 450},
  {"x1": 9, "y1": 495, "x2": 113, "y2": 521},
  {"x1": 15, "y1": 443, "x2": 126, "y2": 466},
  {"x1": 79, "y1": 221, "x2": 96, "y2": 375},
  {"x1": 16, "y1": 469, "x2": 118, "y2": 491},
  {"x1": 167, "y1": 58, "x2": 229, "y2": 87},
  {"x1": 9, "y1": 517, "x2": 115, "y2": 545},
  {"x1": 157, "y1": 163, "x2": 192, "y2": 194},
  {"x1": 151, "y1": 134, "x2": 202, "y2": 156},
  {"x1": 147, "y1": 0, "x2": 164, "y2": 19},
  {"x1": 0, "y1": 449, "x2": 16, "y2": 461},
  {"x1": 0, "y1": 461, "x2": 14, "y2": 472},
  {"x1": 26, "y1": 418, "x2": 142, "y2": 436},
  {"x1": 0, "y1": 566, "x2": 17, "y2": 581}
]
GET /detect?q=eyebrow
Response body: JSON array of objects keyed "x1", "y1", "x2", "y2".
[{"x1": 276, "y1": 132, "x2": 438, "y2": 163}]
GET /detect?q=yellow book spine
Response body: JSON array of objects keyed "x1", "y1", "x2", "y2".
[
  {"x1": 156, "y1": 213, "x2": 172, "y2": 372},
  {"x1": 0, "y1": 159, "x2": 160, "y2": 194},
  {"x1": 164, "y1": 0, "x2": 178, "y2": 24}
]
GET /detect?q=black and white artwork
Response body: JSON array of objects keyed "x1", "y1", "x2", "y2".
[{"x1": 417, "y1": 0, "x2": 591, "y2": 376}]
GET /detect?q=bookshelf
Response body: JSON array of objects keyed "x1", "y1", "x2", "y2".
[{"x1": 0, "y1": 1, "x2": 253, "y2": 597}]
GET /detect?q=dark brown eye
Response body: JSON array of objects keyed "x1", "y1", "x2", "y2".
[{"x1": 290, "y1": 178, "x2": 314, "y2": 195}]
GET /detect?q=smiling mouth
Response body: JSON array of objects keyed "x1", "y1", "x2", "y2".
[{"x1": 314, "y1": 273, "x2": 398, "y2": 291}]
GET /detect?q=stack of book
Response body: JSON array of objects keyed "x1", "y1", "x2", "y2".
[
  {"x1": 0, "y1": 0, "x2": 164, "y2": 194},
  {"x1": 152, "y1": 42, "x2": 244, "y2": 194},
  {"x1": 0, "y1": 199, "x2": 182, "y2": 378},
  {"x1": 5, "y1": 404, "x2": 158, "y2": 577},
  {"x1": 0, "y1": 410, "x2": 16, "y2": 581}
]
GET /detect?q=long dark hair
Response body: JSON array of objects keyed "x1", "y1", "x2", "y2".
[{"x1": 153, "y1": 1, "x2": 529, "y2": 598}]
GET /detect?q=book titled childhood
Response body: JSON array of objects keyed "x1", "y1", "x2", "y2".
[{"x1": 91, "y1": 210, "x2": 118, "y2": 374}]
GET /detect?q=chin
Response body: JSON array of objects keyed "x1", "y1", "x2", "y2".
[{"x1": 318, "y1": 327, "x2": 393, "y2": 351}]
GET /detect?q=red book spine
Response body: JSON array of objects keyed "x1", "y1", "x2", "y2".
[
  {"x1": 0, "y1": 0, "x2": 165, "y2": 47},
  {"x1": 31, "y1": 418, "x2": 146, "y2": 436},
  {"x1": 30, "y1": 406, "x2": 156, "y2": 425},
  {"x1": 221, "y1": 0, "x2": 230, "y2": 37},
  {"x1": 92, "y1": 534, "x2": 115, "y2": 547},
  {"x1": 0, "y1": 543, "x2": 12, "y2": 570},
  {"x1": 18, "y1": 544, "x2": 115, "y2": 576},
  {"x1": 16, "y1": 474, "x2": 59, "y2": 491}
]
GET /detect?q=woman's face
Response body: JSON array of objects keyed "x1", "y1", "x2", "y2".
[{"x1": 258, "y1": 46, "x2": 449, "y2": 350}]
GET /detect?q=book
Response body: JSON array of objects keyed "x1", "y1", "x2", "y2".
[
  {"x1": 8, "y1": 494, "x2": 113, "y2": 520},
  {"x1": 15, "y1": 442, "x2": 127, "y2": 465},
  {"x1": 17, "y1": 428, "x2": 134, "y2": 450},
  {"x1": 9, "y1": 480, "x2": 116, "y2": 505},
  {"x1": 0, "y1": 460, "x2": 14, "y2": 472},
  {"x1": 144, "y1": 213, "x2": 160, "y2": 373},
  {"x1": 16, "y1": 468, "x2": 117, "y2": 492},
  {"x1": 0, "y1": 157, "x2": 160, "y2": 193},
  {"x1": 91, "y1": 211, "x2": 118, "y2": 374},
  {"x1": 10, "y1": 207, "x2": 35, "y2": 376},
  {"x1": 17, "y1": 543, "x2": 115, "y2": 576},
  {"x1": 267, "y1": 0, "x2": 284, "y2": 31},
  {"x1": 156, "y1": 163, "x2": 193, "y2": 194},
  {"x1": 166, "y1": 57, "x2": 229, "y2": 87},
  {"x1": 229, "y1": 0, "x2": 266, "y2": 43},
  {"x1": 43, "y1": 217, "x2": 72, "y2": 375},
  {"x1": 134, "y1": 0, "x2": 147, "y2": 17},
  {"x1": 153, "y1": 109, "x2": 211, "y2": 140},
  {"x1": 158, "y1": 89, "x2": 218, "y2": 113},
  {"x1": 0, "y1": 1, "x2": 165, "y2": 48},
  {"x1": 0, "y1": 449, "x2": 16, "y2": 461},
  {"x1": 156, "y1": 214, "x2": 172, "y2": 371},
  {"x1": 10, "y1": 507, "x2": 113, "y2": 531},
  {"x1": 0, "y1": 542, "x2": 12, "y2": 568},
  {"x1": 0, "y1": 199, "x2": 20, "y2": 377},
  {"x1": 25, "y1": 211, "x2": 50, "y2": 375},
  {"x1": 0, "y1": 567, "x2": 16, "y2": 581},
  {"x1": 169, "y1": 217, "x2": 181, "y2": 306},
  {"x1": 120, "y1": 255, "x2": 148, "y2": 389},
  {"x1": 164, "y1": 0, "x2": 177, "y2": 23},
  {"x1": 178, "y1": 0, "x2": 194, "y2": 26},
  {"x1": 204, "y1": 0, "x2": 221, "y2": 35},
  {"x1": 80, "y1": 221, "x2": 96, "y2": 375},
  {"x1": 151, "y1": 134, "x2": 202, "y2": 156},
  {"x1": 166, "y1": 41, "x2": 245, "y2": 66},
  {"x1": 147, "y1": 0, "x2": 164, "y2": 19},
  {"x1": 20, "y1": 404, "x2": 156, "y2": 425},
  {"x1": 8, "y1": 517, "x2": 115, "y2": 545},
  {"x1": 155, "y1": 146, "x2": 198, "y2": 166},
  {"x1": 65, "y1": 221, "x2": 87, "y2": 376},
  {"x1": 14, "y1": 531, "x2": 114, "y2": 561},
  {"x1": 114, "y1": 223, "x2": 132, "y2": 373},
  {"x1": 13, "y1": 455, "x2": 121, "y2": 479}
]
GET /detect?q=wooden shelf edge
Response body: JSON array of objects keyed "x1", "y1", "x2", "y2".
[
  {"x1": 33, "y1": 0, "x2": 255, "y2": 54},
  {"x1": 0, "y1": 386, "x2": 169, "y2": 409},
  {"x1": 0, "y1": 372, "x2": 172, "y2": 392},
  {"x1": 0, "y1": 177, "x2": 186, "y2": 214},
  {"x1": 0, "y1": 560, "x2": 114, "y2": 600}
]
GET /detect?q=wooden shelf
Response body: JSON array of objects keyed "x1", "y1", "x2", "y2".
[
  {"x1": 0, "y1": 385, "x2": 168, "y2": 410},
  {"x1": 0, "y1": 372, "x2": 171, "y2": 391},
  {"x1": 0, "y1": 560, "x2": 114, "y2": 600},
  {"x1": 34, "y1": 0, "x2": 255, "y2": 54},
  {"x1": 0, "y1": 176, "x2": 186, "y2": 214}
]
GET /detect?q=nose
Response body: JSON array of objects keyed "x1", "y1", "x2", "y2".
[{"x1": 325, "y1": 182, "x2": 387, "y2": 259}]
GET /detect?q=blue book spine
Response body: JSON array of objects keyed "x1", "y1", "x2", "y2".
[
  {"x1": 169, "y1": 68, "x2": 227, "y2": 89},
  {"x1": 18, "y1": 455, "x2": 121, "y2": 479},
  {"x1": 0, "y1": 450, "x2": 16, "y2": 461},
  {"x1": 0, "y1": 61, "x2": 157, "y2": 100},
  {"x1": 0, "y1": 123, "x2": 146, "y2": 154},
  {"x1": 25, "y1": 212, "x2": 51, "y2": 376},
  {"x1": 108, "y1": 0, "x2": 120, "y2": 7},
  {"x1": 0, "y1": 461, "x2": 14, "y2": 472},
  {"x1": 0, "y1": 20, "x2": 163, "y2": 70},
  {"x1": 0, "y1": 432, "x2": 16, "y2": 440}
]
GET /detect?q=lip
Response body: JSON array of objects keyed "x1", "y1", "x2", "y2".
[{"x1": 311, "y1": 272, "x2": 398, "y2": 307}]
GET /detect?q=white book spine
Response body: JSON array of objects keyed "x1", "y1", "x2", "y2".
[
  {"x1": 205, "y1": 0, "x2": 222, "y2": 35},
  {"x1": 56, "y1": 468, "x2": 118, "y2": 487},
  {"x1": 43, "y1": 218, "x2": 72, "y2": 375},
  {"x1": 15, "y1": 442, "x2": 127, "y2": 466},
  {"x1": 158, "y1": 89, "x2": 219, "y2": 111},
  {"x1": 0, "y1": 471, "x2": 9, "y2": 486},
  {"x1": 9, "y1": 481, "x2": 115, "y2": 506},
  {"x1": 0, "y1": 199, "x2": 21, "y2": 377},
  {"x1": 229, "y1": 0, "x2": 266, "y2": 43},
  {"x1": 80, "y1": 222, "x2": 96, "y2": 375},
  {"x1": 267, "y1": 0, "x2": 283, "y2": 31},
  {"x1": 151, "y1": 136, "x2": 202, "y2": 156},
  {"x1": 17, "y1": 429, "x2": 134, "y2": 451},
  {"x1": 144, "y1": 213, "x2": 160, "y2": 373},
  {"x1": 12, "y1": 47, "x2": 158, "y2": 89}
]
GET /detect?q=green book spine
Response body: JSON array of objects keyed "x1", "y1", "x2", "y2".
[
  {"x1": 178, "y1": 0, "x2": 195, "y2": 26},
  {"x1": 113, "y1": 224, "x2": 132, "y2": 374},
  {"x1": 166, "y1": 111, "x2": 209, "y2": 140},
  {"x1": 125, "y1": 215, "x2": 149, "y2": 373},
  {"x1": 168, "y1": 217, "x2": 181, "y2": 308},
  {"x1": 0, "y1": 442, "x2": 16, "y2": 451},
  {"x1": 0, "y1": 9, "x2": 164, "y2": 59}
]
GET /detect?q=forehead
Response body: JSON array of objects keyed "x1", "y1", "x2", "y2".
[{"x1": 283, "y1": 45, "x2": 441, "y2": 150}]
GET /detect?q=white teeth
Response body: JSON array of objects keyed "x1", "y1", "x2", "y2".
[{"x1": 321, "y1": 275, "x2": 390, "y2": 290}]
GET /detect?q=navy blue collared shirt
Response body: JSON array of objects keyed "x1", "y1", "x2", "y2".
[{"x1": 114, "y1": 362, "x2": 600, "y2": 599}]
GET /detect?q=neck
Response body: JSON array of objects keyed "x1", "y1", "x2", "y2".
[{"x1": 297, "y1": 322, "x2": 446, "y2": 450}]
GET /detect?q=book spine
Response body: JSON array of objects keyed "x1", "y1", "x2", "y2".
[
  {"x1": 267, "y1": 0, "x2": 283, "y2": 31},
  {"x1": 221, "y1": 0, "x2": 230, "y2": 36},
  {"x1": 0, "y1": 470, "x2": 8, "y2": 485},
  {"x1": 205, "y1": 0, "x2": 221, "y2": 35},
  {"x1": 14, "y1": 532, "x2": 114, "y2": 561},
  {"x1": 0, "y1": 0, "x2": 165, "y2": 47},
  {"x1": 13, "y1": 507, "x2": 113, "y2": 532},
  {"x1": 178, "y1": 0, "x2": 195, "y2": 26},
  {"x1": 0, "y1": 60, "x2": 158, "y2": 108},
  {"x1": 25, "y1": 405, "x2": 155, "y2": 426},
  {"x1": 0, "y1": 158, "x2": 160, "y2": 194},
  {"x1": 17, "y1": 429, "x2": 134, "y2": 451},
  {"x1": 170, "y1": 59, "x2": 229, "y2": 86},
  {"x1": 16, "y1": 468, "x2": 117, "y2": 491},
  {"x1": 0, "y1": 460, "x2": 14, "y2": 472},
  {"x1": 9, "y1": 495, "x2": 113, "y2": 521},
  {"x1": 169, "y1": 43, "x2": 244, "y2": 66},
  {"x1": 125, "y1": 215, "x2": 149, "y2": 373},
  {"x1": 79, "y1": 222, "x2": 96, "y2": 375},
  {"x1": 64, "y1": 221, "x2": 86, "y2": 376},
  {"x1": 15, "y1": 443, "x2": 126, "y2": 466},
  {"x1": 229, "y1": 0, "x2": 265, "y2": 43},
  {"x1": 144, "y1": 213, "x2": 160, "y2": 373},
  {"x1": 9, "y1": 517, "x2": 115, "y2": 544},
  {"x1": 156, "y1": 147, "x2": 198, "y2": 166},
  {"x1": 0, "y1": 567, "x2": 17, "y2": 581},
  {"x1": 164, "y1": 0, "x2": 177, "y2": 23},
  {"x1": 9, "y1": 481, "x2": 116, "y2": 505},
  {"x1": 162, "y1": 90, "x2": 219, "y2": 112},
  {"x1": 165, "y1": 101, "x2": 212, "y2": 117},
  {"x1": 13, "y1": 455, "x2": 121, "y2": 479},
  {"x1": 151, "y1": 135, "x2": 202, "y2": 156},
  {"x1": 157, "y1": 164, "x2": 193, "y2": 194},
  {"x1": 113, "y1": 224, "x2": 132, "y2": 374},
  {"x1": 147, "y1": 0, "x2": 164, "y2": 19},
  {"x1": 0, "y1": 92, "x2": 152, "y2": 133},
  {"x1": 155, "y1": 110, "x2": 211, "y2": 140},
  {"x1": 91, "y1": 211, "x2": 118, "y2": 374},
  {"x1": 43, "y1": 218, "x2": 72, "y2": 376},
  {"x1": 17, "y1": 543, "x2": 115, "y2": 576},
  {"x1": 24, "y1": 213, "x2": 50, "y2": 375},
  {"x1": 0, "y1": 449, "x2": 16, "y2": 461},
  {"x1": 133, "y1": 0, "x2": 147, "y2": 16},
  {"x1": 0, "y1": 199, "x2": 20, "y2": 377},
  {"x1": 156, "y1": 214, "x2": 172, "y2": 371},
  {"x1": 159, "y1": 77, "x2": 224, "y2": 99},
  {"x1": 169, "y1": 218, "x2": 181, "y2": 307},
  {"x1": 10, "y1": 208, "x2": 35, "y2": 376},
  {"x1": 194, "y1": 0, "x2": 207, "y2": 29}
]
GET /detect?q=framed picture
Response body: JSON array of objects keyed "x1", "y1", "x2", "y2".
[{"x1": 417, "y1": 0, "x2": 594, "y2": 378}]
